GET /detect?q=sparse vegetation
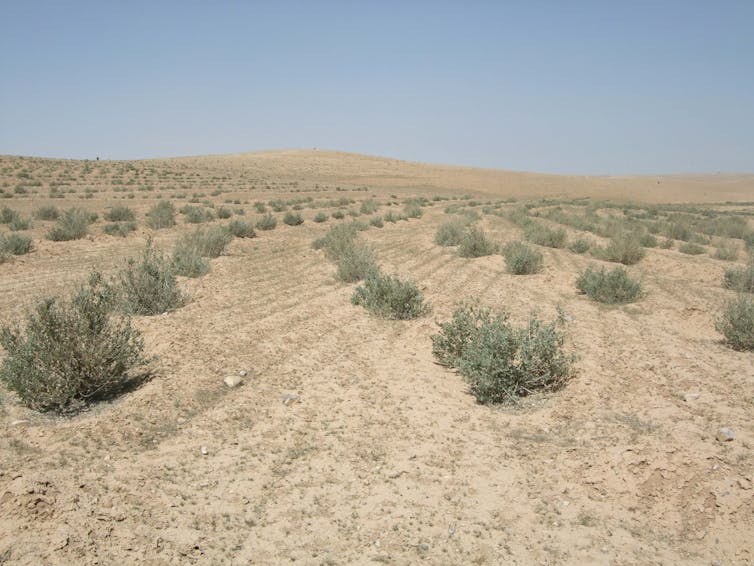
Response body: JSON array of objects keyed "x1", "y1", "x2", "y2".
[
  {"x1": 104, "y1": 206, "x2": 136, "y2": 222},
  {"x1": 435, "y1": 218, "x2": 471, "y2": 247},
  {"x1": 46, "y1": 207, "x2": 93, "y2": 241},
  {"x1": 145, "y1": 201, "x2": 176, "y2": 229},
  {"x1": 34, "y1": 205, "x2": 60, "y2": 220},
  {"x1": 256, "y1": 213, "x2": 277, "y2": 230},
  {"x1": 227, "y1": 218, "x2": 255, "y2": 238},
  {"x1": 502, "y1": 241, "x2": 543, "y2": 274},
  {"x1": 432, "y1": 302, "x2": 573, "y2": 404},
  {"x1": 524, "y1": 222, "x2": 567, "y2": 248},
  {"x1": 716, "y1": 295, "x2": 754, "y2": 351},
  {"x1": 1, "y1": 233, "x2": 33, "y2": 255},
  {"x1": 576, "y1": 266, "x2": 642, "y2": 304},
  {"x1": 592, "y1": 233, "x2": 646, "y2": 265},
  {"x1": 283, "y1": 211, "x2": 304, "y2": 226},
  {"x1": 314, "y1": 211, "x2": 328, "y2": 223},
  {"x1": 722, "y1": 263, "x2": 754, "y2": 293},
  {"x1": 458, "y1": 226, "x2": 498, "y2": 258},
  {"x1": 172, "y1": 238, "x2": 210, "y2": 278},
  {"x1": 0, "y1": 271, "x2": 147, "y2": 414},
  {"x1": 351, "y1": 269, "x2": 428, "y2": 319},
  {"x1": 679, "y1": 242, "x2": 705, "y2": 255},
  {"x1": 103, "y1": 222, "x2": 137, "y2": 237},
  {"x1": 569, "y1": 238, "x2": 592, "y2": 254}
]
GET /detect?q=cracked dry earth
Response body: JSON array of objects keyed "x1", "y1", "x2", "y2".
[{"x1": 0, "y1": 156, "x2": 753, "y2": 565}]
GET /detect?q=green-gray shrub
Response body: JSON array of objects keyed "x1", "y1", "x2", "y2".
[
  {"x1": 256, "y1": 213, "x2": 277, "y2": 230},
  {"x1": 502, "y1": 241, "x2": 543, "y2": 274},
  {"x1": 216, "y1": 207, "x2": 232, "y2": 219},
  {"x1": 360, "y1": 199, "x2": 379, "y2": 214},
  {"x1": 103, "y1": 222, "x2": 137, "y2": 237},
  {"x1": 524, "y1": 222, "x2": 567, "y2": 248},
  {"x1": 46, "y1": 208, "x2": 92, "y2": 241},
  {"x1": 228, "y1": 219, "x2": 255, "y2": 238},
  {"x1": 722, "y1": 264, "x2": 754, "y2": 293},
  {"x1": 313, "y1": 211, "x2": 328, "y2": 223},
  {"x1": 182, "y1": 226, "x2": 233, "y2": 258},
  {"x1": 403, "y1": 202, "x2": 423, "y2": 219},
  {"x1": 145, "y1": 201, "x2": 176, "y2": 229},
  {"x1": 679, "y1": 242, "x2": 705, "y2": 255},
  {"x1": 432, "y1": 302, "x2": 573, "y2": 404},
  {"x1": 716, "y1": 295, "x2": 754, "y2": 351},
  {"x1": 435, "y1": 218, "x2": 471, "y2": 247},
  {"x1": 172, "y1": 240, "x2": 210, "y2": 278},
  {"x1": 569, "y1": 238, "x2": 592, "y2": 254},
  {"x1": 35, "y1": 206, "x2": 60, "y2": 221},
  {"x1": 369, "y1": 216, "x2": 384, "y2": 228},
  {"x1": 592, "y1": 233, "x2": 646, "y2": 265},
  {"x1": 9, "y1": 216, "x2": 31, "y2": 231},
  {"x1": 576, "y1": 266, "x2": 642, "y2": 304},
  {"x1": 713, "y1": 242, "x2": 738, "y2": 261},
  {"x1": 283, "y1": 211, "x2": 304, "y2": 226},
  {"x1": 335, "y1": 244, "x2": 378, "y2": 283},
  {"x1": 0, "y1": 207, "x2": 19, "y2": 224},
  {"x1": 1, "y1": 234, "x2": 33, "y2": 255},
  {"x1": 0, "y1": 271, "x2": 147, "y2": 414},
  {"x1": 458, "y1": 226, "x2": 498, "y2": 258},
  {"x1": 182, "y1": 205, "x2": 214, "y2": 223},
  {"x1": 351, "y1": 269, "x2": 429, "y2": 319},
  {"x1": 117, "y1": 240, "x2": 187, "y2": 315},
  {"x1": 104, "y1": 206, "x2": 135, "y2": 222}
]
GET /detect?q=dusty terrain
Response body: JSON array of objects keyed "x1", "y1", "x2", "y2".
[{"x1": 0, "y1": 150, "x2": 753, "y2": 565}]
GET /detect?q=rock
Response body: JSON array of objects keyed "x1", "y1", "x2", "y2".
[
  {"x1": 716, "y1": 428, "x2": 734, "y2": 442},
  {"x1": 282, "y1": 393, "x2": 300, "y2": 405},
  {"x1": 200, "y1": 446, "x2": 209, "y2": 456},
  {"x1": 224, "y1": 375, "x2": 243, "y2": 388},
  {"x1": 239, "y1": 370, "x2": 248, "y2": 377},
  {"x1": 10, "y1": 420, "x2": 30, "y2": 427},
  {"x1": 682, "y1": 393, "x2": 700, "y2": 402},
  {"x1": 738, "y1": 478, "x2": 752, "y2": 490}
]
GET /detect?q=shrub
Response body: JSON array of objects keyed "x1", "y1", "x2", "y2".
[
  {"x1": 716, "y1": 295, "x2": 754, "y2": 350},
  {"x1": 1, "y1": 234, "x2": 33, "y2": 255},
  {"x1": 182, "y1": 205, "x2": 214, "y2": 223},
  {"x1": 435, "y1": 218, "x2": 471, "y2": 247},
  {"x1": 403, "y1": 202, "x2": 423, "y2": 219},
  {"x1": 335, "y1": 244, "x2": 377, "y2": 283},
  {"x1": 722, "y1": 264, "x2": 754, "y2": 293},
  {"x1": 332, "y1": 210, "x2": 345, "y2": 220},
  {"x1": 117, "y1": 240, "x2": 187, "y2": 315},
  {"x1": 256, "y1": 213, "x2": 277, "y2": 231},
  {"x1": 592, "y1": 233, "x2": 646, "y2": 265},
  {"x1": 228, "y1": 219, "x2": 255, "y2": 238},
  {"x1": 524, "y1": 222, "x2": 567, "y2": 248},
  {"x1": 576, "y1": 266, "x2": 642, "y2": 304},
  {"x1": 35, "y1": 206, "x2": 60, "y2": 221},
  {"x1": 104, "y1": 206, "x2": 135, "y2": 222},
  {"x1": 458, "y1": 226, "x2": 498, "y2": 258},
  {"x1": 46, "y1": 208, "x2": 92, "y2": 241},
  {"x1": 314, "y1": 211, "x2": 328, "y2": 223},
  {"x1": 9, "y1": 216, "x2": 31, "y2": 231},
  {"x1": 744, "y1": 233, "x2": 754, "y2": 252},
  {"x1": 172, "y1": 240, "x2": 210, "y2": 278},
  {"x1": 103, "y1": 222, "x2": 137, "y2": 237},
  {"x1": 568, "y1": 238, "x2": 592, "y2": 254},
  {"x1": 679, "y1": 242, "x2": 705, "y2": 255},
  {"x1": 0, "y1": 207, "x2": 19, "y2": 224},
  {"x1": 383, "y1": 211, "x2": 399, "y2": 223},
  {"x1": 182, "y1": 226, "x2": 233, "y2": 258},
  {"x1": 660, "y1": 238, "x2": 674, "y2": 249},
  {"x1": 351, "y1": 269, "x2": 429, "y2": 319},
  {"x1": 432, "y1": 302, "x2": 573, "y2": 404},
  {"x1": 502, "y1": 241, "x2": 543, "y2": 274},
  {"x1": 312, "y1": 223, "x2": 360, "y2": 258},
  {"x1": 369, "y1": 216, "x2": 384, "y2": 228},
  {"x1": 283, "y1": 211, "x2": 304, "y2": 226},
  {"x1": 639, "y1": 233, "x2": 658, "y2": 248},
  {"x1": 0, "y1": 272, "x2": 147, "y2": 414},
  {"x1": 360, "y1": 199, "x2": 379, "y2": 214},
  {"x1": 146, "y1": 201, "x2": 176, "y2": 229},
  {"x1": 216, "y1": 206, "x2": 232, "y2": 219},
  {"x1": 714, "y1": 242, "x2": 738, "y2": 261},
  {"x1": 253, "y1": 202, "x2": 267, "y2": 213}
]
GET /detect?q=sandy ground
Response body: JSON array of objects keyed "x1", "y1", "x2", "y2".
[{"x1": 0, "y1": 151, "x2": 753, "y2": 565}]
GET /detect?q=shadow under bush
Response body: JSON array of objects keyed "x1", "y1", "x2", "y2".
[{"x1": 0, "y1": 272, "x2": 149, "y2": 414}]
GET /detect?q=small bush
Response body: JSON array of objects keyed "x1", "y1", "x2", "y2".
[
  {"x1": 0, "y1": 272, "x2": 147, "y2": 414},
  {"x1": 744, "y1": 233, "x2": 754, "y2": 252},
  {"x1": 660, "y1": 238, "x2": 674, "y2": 249},
  {"x1": 714, "y1": 242, "x2": 738, "y2": 261},
  {"x1": 146, "y1": 201, "x2": 176, "y2": 229},
  {"x1": 335, "y1": 244, "x2": 378, "y2": 283},
  {"x1": 576, "y1": 266, "x2": 642, "y2": 304},
  {"x1": 502, "y1": 241, "x2": 543, "y2": 274},
  {"x1": 639, "y1": 233, "x2": 658, "y2": 248},
  {"x1": 104, "y1": 206, "x2": 135, "y2": 222},
  {"x1": 723, "y1": 264, "x2": 754, "y2": 293},
  {"x1": 383, "y1": 211, "x2": 399, "y2": 223},
  {"x1": 404, "y1": 202, "x2": 423, "y2": 219},
  {"x1": 283, "y1": 211, "x2": 304, "y2": 226},
  {"x1": 369, "y1": 216, "x2": 384, "y2": 228},
  {"x1": 253, "y1": 202, "x2": 267, "y2": 213},
  {"x1": 524, "y1": 222, "x2": 567, "y2": 248},
  {"x1": 228, "y1": 219, "x2": 255, "y2": 238},
  {"x1": 35, "y1": 206, "x2": 60, "y2": 221},
  {"x1": 9, "y1": 216, "x2": 31, "y2": 231},
  {"x1": 183, "y1": 205, "x2": 214, "y2": 224},
  {"x1": 0, "y1": 207, "x2": 19, "y2": 224},
  {"x1": 103, "y1": 222, "x2": 137, "y2": 237},
  {"x1": 1, "y1": 234, "x2": 33, "y2": 255},
  {"x1": 117, "y1": 240, "x2": 187, "y2": 315},
  {"x1": 568, "y1": 238, "x2": 592, "y2": 254},
  {"x1": 592, "y1": 233, "x2": 646, "y2": 265},
  {"x1": 46, "y1": 208, "x2": 92, "y2": 241},
  {"x1": 435, "y1": 218, "x2": 471, "y2": 247},
  {"x1": 216, "y1": 207, "x2": 233, "y2": 219},
  {"x1": 432, "y1": 302, "x2": 573, "y2": 404},
  {"x1": 458, "y1": 226, "x2": 498, "y2": 258},
  {"x1": 314, "y1": 211, "x2": 328, "y2": 223},
  {"x1": 256, "y1": 213, "x2": 277, "y2": 231},
  {"x1": 312, "y1": 223, "x2": 360, "y2": 258},
  {"x1": 351, "y1": 269, "x2": 429, "y2": 319},
  {"x1": 332, "y1": 210, "x2": 346, "y2": 220},
  {"x1": 716, "y1": 295, "x2": 754, "y2": 351},
  {"x1": 182, "y1": 226, "x2": 233, "y2": 258},
  {"x1": 360, "y1": 199, "x2": 379, "y2": 214},
  {"x1": 679, "y1": 242, "x2": 705, "y2": 255},
  {"x1": 172, "y1": 240, "x2": 210, "y2": 278}
]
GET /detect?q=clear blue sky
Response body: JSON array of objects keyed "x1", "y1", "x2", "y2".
[{"x1": 1, "y1": 1, "x2": 752, "y2": 174}]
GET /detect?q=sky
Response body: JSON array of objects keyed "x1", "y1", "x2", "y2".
[{"x1": 1, "y1": 1, "x2": 753, "y2": 175}]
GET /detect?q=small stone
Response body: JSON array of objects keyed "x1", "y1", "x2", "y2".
[
  {"x1": 282, "y1": 393, "x2": 300, "y2": 405},
  {"x1": 224, "y1": 375, "x2": 243, "y2": 388},
  {"x1": 239, "y1": 370, "x2": 248, "y2": 377},
  {"x1": 682, "y1": 393, "x2": 700, "y2": 402},
  {"x1": 418, "y1": 543, "x2": 430, "y2": 552},
  {"x1": 716, "y1": 428, "x2": 734, "y2": 442},
  {"x1": 200, "y1": 446, "x2": 209, "y2": 456}
]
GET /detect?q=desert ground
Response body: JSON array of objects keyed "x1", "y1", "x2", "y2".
[{"x1": 0, "y1": 150, "x2": 753, "y2": 565}]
